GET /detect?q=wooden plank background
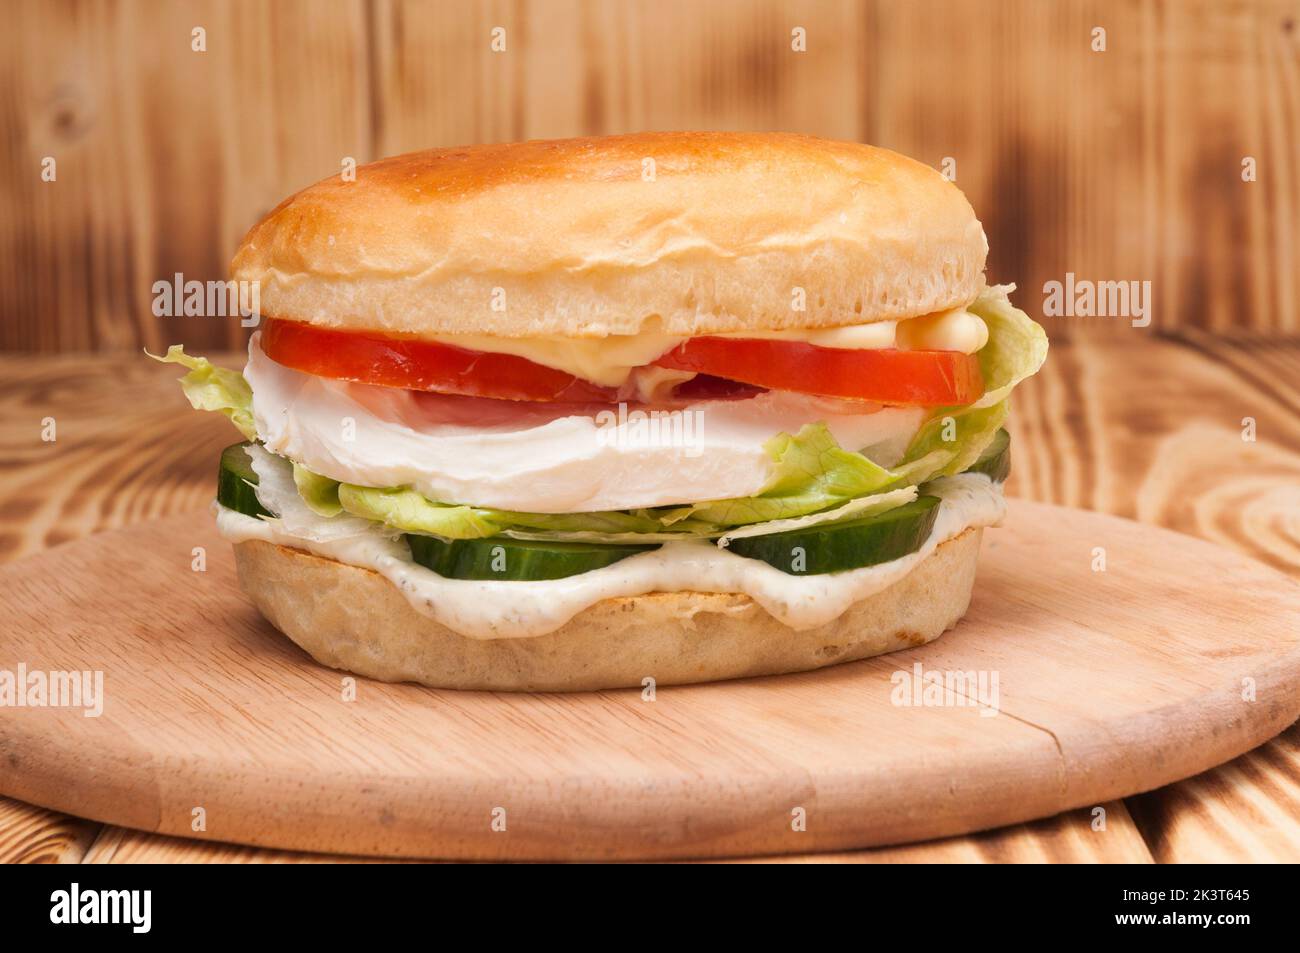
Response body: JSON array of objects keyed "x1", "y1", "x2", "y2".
[
  {"x1": 2, "y1": 0, "x2": 1300, "y2": 864},
  {"x1": 1, "y1": 0, "x2": 1297, "y2": 354}
]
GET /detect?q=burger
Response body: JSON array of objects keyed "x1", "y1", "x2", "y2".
[{"x1": 156, "y1": 132, "x2": 1047, "y2": 691}]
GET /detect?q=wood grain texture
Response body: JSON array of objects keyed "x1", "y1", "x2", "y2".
[
  {"x1": 2, "y1": 0, "x2": 1296, "y2": 863},
  {"x1": 1126, "y1": 720, "x2": 1300, "y2": 862},
  {"x1": 0, "y1": 795, "x2": 98, "y2": 864},
  {"x1": 0, "y1": 352, "x2": 242, "y2": 561},
  {"x1": 81, "y1": 826, "x2": 417, "y2": 864},
  {"x1": 1, "y1": 499, "x2": 1298, "y2": 859},
  {"x1": 1005, "y1": 330, "x2": 1300, "y2": 863},
  {"x1": 1, "y1": 0, "x2": 372, "y2": 354},
  {"x1": 3, "y1": 333, "x2": 1300, "y2": 862},
  {"x1": 748, "y1": 801, "x2": 1155, "y2": 864},
  {"x1": 1010, "y1": 331, "x2": 1300, "y2": 575},
  {"x1": 2, "y1": 0, "x2": 1297, "y2": 352},
  {"x1": 81, "y1": 800, "x2": 1152, "y2": 864}
]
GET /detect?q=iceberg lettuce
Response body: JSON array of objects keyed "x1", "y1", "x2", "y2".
[
  {"x1": 292, "y1": 463, "x2": 344, "y2": 517},
  {"x1": 969, "y1": 283, "x2": 1050, "y2": 410},
  {"x1": 656, "y1": 423, "x2": 898, "y2": 527},
  {"x1": 162, "y1": 288, "x2": 1046, "y2": 542},
  {"x1": 892, "y1": 284, "x2": 1046, "y2": 481},
  {"x1": 148, "y1": 345, "x2": 257, "y2": 441},
  {"x1": 646, "y1": 285, "x2": 1045, "y2": 528},
  {"x1": 334, "y1": 480, "x2": 713, "y2": 540},
  {"x1": 715, "y1": 486, "x2": 918, "y2": 547}
]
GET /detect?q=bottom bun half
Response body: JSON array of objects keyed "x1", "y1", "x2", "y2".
[{"x1": 233, "y1": 528, "x2": 982, "y2": 692}]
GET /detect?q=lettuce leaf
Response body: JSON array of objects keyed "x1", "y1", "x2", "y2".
[
  {"x1": 887, "y1": 284, "x2": 1045, "y2": 483},
  {"x1": 148, "y1": 345, "x2": 257, "y2": 441},
  {"x1": 902, "y1": 399, "x2": 1009, "y2": 481},
  {"x1": 245, "y1": 445, "x2": 399, "y2": 544},
  {"x1": 502, "y1": 486, "x2": 920, "y2": 546},
  {"x1": 337, "y1": 484, "x2": 502, "y2": 539},
  {"x1": 293, "y1": 463, "x2": 344, "y2": 517},
  {"x1": 641, "y1": 410, "x2": 998, "y2": 536},
  {"x1": 641, "y1": 286, "x2": 1045, "y2": 529},
  {"x1": 969, "y1": 283, "x2": 1050, "y2": 409},
  {"x1": 656, "y1": 423, "x2": 899, "y2": 527},
  {"x1": 173, "y1": 288, "x2": 1046, "y2": 542},
  {"x1": 715, "y1": 486, "x2": 918, "y2": 547},
  {"x1": 333, "y1": 481, "x2": 710, "y2": 540}
]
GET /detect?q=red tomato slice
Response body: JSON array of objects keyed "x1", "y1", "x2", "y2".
[
  {"x1": 260, "y1": 319, "x2": 620, "y2": 403},
  {"x1": 653, "y1": 338, "x2": 984, "y2": 406}
]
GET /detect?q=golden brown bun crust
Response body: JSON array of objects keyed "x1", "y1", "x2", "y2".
[
  {"x1": 233, "y1": 529, "x2": 982, "y2": 692},
  {"x1": 233, "y1": 133, "x2": 987, "y2": 339}
]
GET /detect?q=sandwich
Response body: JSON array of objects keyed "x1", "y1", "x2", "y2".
[{"x1": 156, "y1": 132, "x2": 1047, "y2": 691}]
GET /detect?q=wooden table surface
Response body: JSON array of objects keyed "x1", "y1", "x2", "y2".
[{"x1": 2, "y1": 329, "x2": 1299, "y2": 863}]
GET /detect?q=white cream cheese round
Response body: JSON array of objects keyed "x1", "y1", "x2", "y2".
[
  {"x1": 245, "y1": 335, "x2": 927, "y2": 512},
  {"x1": 215, "y1": 471, "x2": 1005, "y2": 641}
]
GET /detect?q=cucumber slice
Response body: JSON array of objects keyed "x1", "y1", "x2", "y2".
[
  {"x1": 725, "y1": 495, "x2": 941, "y2": 575},
  {"x1": 967, "y1": 428, "x2": 1011, "y2": 483},
  {"x1": 217, "y1": 442, "x2": 272, "y2": 519},
  {"x1": 407, "y1": 534, "x2": 659, "y2": 581}
]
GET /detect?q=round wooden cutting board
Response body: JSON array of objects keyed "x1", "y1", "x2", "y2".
[{"x1": 1, "y1": 501, "x2": 1299, "y2": 860}]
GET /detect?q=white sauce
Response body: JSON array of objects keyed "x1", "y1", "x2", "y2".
[
  {"x1": 896, "y1": 307, "x2": 990, "y2": 353},
  {"x1": 245, "y1": 336, "x2": 927, "y2": 512},
  {"x1": 426, "y1": 329, "x2": 683, "y2": 388},
  {"x1": 216, "y1": 471, "x2": 1005, "y2": 640},
  {"x1": 428, "y1": 308, "x2": 989, "y2": 386}
]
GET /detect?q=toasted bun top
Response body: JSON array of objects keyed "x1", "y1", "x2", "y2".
[{"x1": 233, "y1": 132, "x2": 987, "y2": 339}]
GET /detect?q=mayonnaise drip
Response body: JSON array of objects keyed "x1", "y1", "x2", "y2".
[
  {"x1": 245, "y1": 336, "x2": 928, "y2": 512},
  {"x1": 427, "y1": 308, "x2": 989, "y2": 387},
  {"x1": 215, "y1": 472, "x2": 1005, "y2": 640}
]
